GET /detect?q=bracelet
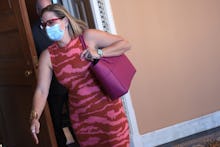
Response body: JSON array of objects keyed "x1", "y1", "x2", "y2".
[{"x1": 30, "y1": 111, "x2": 39, "y2": 121}]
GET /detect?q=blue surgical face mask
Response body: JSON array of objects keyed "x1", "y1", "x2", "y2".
[{"x1": 46, "y1": 24, "x2": 64, "y2": 41}]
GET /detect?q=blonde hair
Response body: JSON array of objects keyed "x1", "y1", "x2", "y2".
[{"x1": 40, "y1": 4, "x2": 88, "y2": 37}]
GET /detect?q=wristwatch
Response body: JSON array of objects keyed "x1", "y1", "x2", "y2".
[{"x1": 97, "y1": 49, "x2": 103, "y2": 58}]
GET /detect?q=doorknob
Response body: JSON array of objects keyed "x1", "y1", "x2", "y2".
[{"x1": 24, "y1": 70, "x2": 33, "y2": 77}]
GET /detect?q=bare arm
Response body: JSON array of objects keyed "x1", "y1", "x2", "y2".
[
  {"x1": 30, "y1": 49, "x2": 53, "y2": 144},
  {"x1": 81, "y1": 29, "x2": 131, "y2": 59},
  {"x1": 32, "y1": 49, "x2": 52, "y2": 119}
]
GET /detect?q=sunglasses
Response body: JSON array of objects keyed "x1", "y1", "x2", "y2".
[{"x1": 40, "y1": 16, "x2": 65, "y2": 30}]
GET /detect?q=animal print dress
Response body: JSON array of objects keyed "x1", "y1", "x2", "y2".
[{"x1": 48, "y1": 36, "x2": 130, "y2": 147}]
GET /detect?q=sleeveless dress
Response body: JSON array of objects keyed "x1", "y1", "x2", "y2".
[{"x1": 48, "y1": 37, "x2": 130, "y2": 147}]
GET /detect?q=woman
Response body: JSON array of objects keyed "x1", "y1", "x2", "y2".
[{"x1": 30, "y1": 4, "x2": 131, "y2": 147}]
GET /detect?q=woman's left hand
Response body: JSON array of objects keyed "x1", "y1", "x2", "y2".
[{"x1": 81, "y1": 48, "x2": 100, "y2": 61}]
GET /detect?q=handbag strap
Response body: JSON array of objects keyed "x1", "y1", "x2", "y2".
[
  {"x1": 79, "y1": 35, "x2": 99, "y2": 65},
  {"x1": 79, "y1": 35, "x2": 87, "y2": 50}
]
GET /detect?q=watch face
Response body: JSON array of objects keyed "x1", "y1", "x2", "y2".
[{"x1": 97, "y1": 49, "x2": 103, "y2": 57}]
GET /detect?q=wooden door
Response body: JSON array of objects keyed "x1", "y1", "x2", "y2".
[{"x1": 0, "y1": 0, "x2": 56, "y2": 147}]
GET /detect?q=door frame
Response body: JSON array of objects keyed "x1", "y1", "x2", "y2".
[{"x1": 19, "y1": 0, "x2": 57, "y2": 146}]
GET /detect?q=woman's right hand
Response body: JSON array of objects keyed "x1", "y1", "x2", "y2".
[{"x1": 30, "y1": 119, "x2": 40, "y2": 144}]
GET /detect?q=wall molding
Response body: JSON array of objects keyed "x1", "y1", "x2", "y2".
[
  {"x1": 89, "y1": 1, "x2": 142, "y2": 147},
  {"x1": 142, "y1": 110, "x2": 220, "y2": 147}
]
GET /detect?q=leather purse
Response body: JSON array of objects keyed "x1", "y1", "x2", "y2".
[{"x1": 79, "y1": 35, "x2": 136, "y2": 100}]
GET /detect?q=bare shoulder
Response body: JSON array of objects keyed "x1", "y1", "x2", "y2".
[
  {"x1": 83, "y1": 29, "x2": 102, "y2": 35},
  {"x1": 83, "y1": 29, "x2": 103, "y2": 39},
  {"x1": 39, "y1": 49, "x2": 50, "y2": 60},
  {"x1": 84, "y1": 29, "x2": 122, "y2": 39},
  {"x1": 39, "y1": 49, "x2": 52, "y2": 68},
  {"x1": 83, "y1": 29, "x2": 123, "y2": 47}
]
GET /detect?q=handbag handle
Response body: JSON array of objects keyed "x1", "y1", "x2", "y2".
[
  {"x1": 79, "y1": 35, "x2": 99, "y2": 65},
  {"x1": 79, "y1": 35, "x2": 87, "y2": 50}
]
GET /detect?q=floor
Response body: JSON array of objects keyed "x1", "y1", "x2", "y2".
[{"x1": 157, "y1": 126, "x2": 220, "y2": 147}]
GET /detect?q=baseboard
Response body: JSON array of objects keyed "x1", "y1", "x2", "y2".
[{"x1": 141, "y1": 110, "x2": 220, "y2": 147}]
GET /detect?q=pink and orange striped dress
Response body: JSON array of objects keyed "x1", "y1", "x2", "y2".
[{"x1": 48, "y1": 36, "x2": 130, "y2": 147}]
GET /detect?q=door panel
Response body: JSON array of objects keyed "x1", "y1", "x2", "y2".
[
  {"x1": 0, "y1": 30, "x2": 32, "y2": 85},
  {"x1": 0, "y1": 0, "x2": 56, "y2": 147}
]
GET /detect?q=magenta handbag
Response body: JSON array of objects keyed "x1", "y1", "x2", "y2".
[{"x1": 79, "y1": 35, "x2": 136, "y2": 100}]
